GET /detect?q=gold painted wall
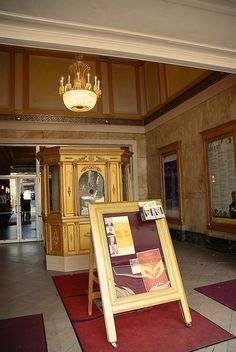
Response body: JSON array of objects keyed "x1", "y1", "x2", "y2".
[
  {"x1": 111, "y1": 63, "x2": 138, "y2": 114},
  {"x1": 165, "y1": 64, "x2": 207, "y2": 98},
  {"x1": 0, "y1": 52, "x2": 9, "y2": 109},
  {"x1": 0, "y1": 46, "x2": 142, "y2": 119},
  {"x1": 0, "y1": 45, "x2": 210, "y2": 121},
  {"x1": 145, "y1": 62, "x2": 160, "y2": 111},
  {"x1": 146, "y1": 84, "x2": 236, "y2": 240},
  {"x1": 144, "y1": 62, "x2": 210, "y2": 115},
  {"x1": 29, "y1": 55, "x2": 72, "y2": 110}
]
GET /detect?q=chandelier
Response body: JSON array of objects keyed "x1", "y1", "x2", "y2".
[{"x1": 59, "y1": 58, "x2": 102, "y2": 112}]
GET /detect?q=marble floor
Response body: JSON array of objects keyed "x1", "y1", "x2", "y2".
[{"x1": 0, "y1": 240, "x2": 235, "y2": 352}]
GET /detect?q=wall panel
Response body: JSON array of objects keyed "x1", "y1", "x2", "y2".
[
  {"x1": 0, "y1": 51, "x2": 10, "y2": 110},
  {"x1": 111, "y1": 63, "x2": 138, "y2": 115},
  {"x1": 145, "y1": 62, "x2": 161, "y2": 112},
  {"x1": 165, "y1": 64, "x2": 208, "y2": 98}
]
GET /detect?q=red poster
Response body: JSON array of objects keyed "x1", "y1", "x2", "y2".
[{"x1": 137, "y1": 249, "x2": 170, "y2": 292}]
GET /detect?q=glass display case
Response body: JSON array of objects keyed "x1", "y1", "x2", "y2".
[
  {"x1": 202, "y1": 120, "x2": 236, "y2": 233},
  {"x1": 48, "y1": 165, "x2": 59, "y2": 213}
]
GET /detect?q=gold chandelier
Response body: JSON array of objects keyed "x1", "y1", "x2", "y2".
[{"x1": 59, "y1": 58, "x2": 102, "y2": 112}]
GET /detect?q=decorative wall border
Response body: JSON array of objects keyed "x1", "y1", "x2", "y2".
[{"x1": 0, "y1": 113, "x2": 144, "y2": 126}]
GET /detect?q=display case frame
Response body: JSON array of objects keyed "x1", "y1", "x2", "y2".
[
  {"x1": 89, "y1": 199, "x2": 191, "y2": 346},
  {"x1": 201, "y1": 121, "x2": 236, "y2": 233},
  {"x1": 159, "y1": 141, "x2": 183, "y2": 225}
]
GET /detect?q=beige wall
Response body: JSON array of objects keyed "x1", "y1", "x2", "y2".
[{"x1": 146, "y1": 83, "x2": 236, "y2": 241}]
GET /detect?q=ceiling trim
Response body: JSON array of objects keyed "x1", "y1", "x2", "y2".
[{"x1": 0, "y1": 11, "x2": 236, "y2": 73}]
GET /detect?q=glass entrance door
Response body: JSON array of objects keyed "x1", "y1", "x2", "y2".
[
  {"x1": 0, "y1": 177, "x2": 17, "y2": 241},
  {"x1": 0, "y1": 176, "x2": 41, "y2": 243}
]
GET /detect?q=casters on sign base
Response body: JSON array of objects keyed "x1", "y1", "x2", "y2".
[
  {"x1": 111, "y1": 342, "x2": 119, "y2": 349},
  {"x1": 186, "y1": 322, "x2": 192, "y2": 328}
]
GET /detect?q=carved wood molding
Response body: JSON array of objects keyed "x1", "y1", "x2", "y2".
[{"x1": 80, "y1": 165, "x2": 102, "y2": 173}]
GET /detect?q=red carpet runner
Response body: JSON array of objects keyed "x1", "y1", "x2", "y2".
[
  {"x1": 0, "y1": 313, "x2": 47, "y2": 352},
  {"x1": 195, "y1": 279, "x2": 236, "y2": 311},
  {"x1": 53, "y1": 273, "x2": 234, "y2": 352}
]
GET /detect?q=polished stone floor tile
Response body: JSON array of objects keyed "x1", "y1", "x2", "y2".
[{"x1": 0, "y1": 240, "x2": 235, "y2": 351}]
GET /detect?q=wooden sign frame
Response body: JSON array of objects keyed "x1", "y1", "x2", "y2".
[{"x1": 89, "y1": 199, "x2": 191, "y2": 347}]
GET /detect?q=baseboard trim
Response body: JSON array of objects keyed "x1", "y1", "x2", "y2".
[
  {"x1": 46, "y1": 253, "x2": 89, "y2": 272},
  {"x1": 170, "y1": 229, "x2": 236, "y2": 255}
]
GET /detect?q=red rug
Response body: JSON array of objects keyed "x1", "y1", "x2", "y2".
[
  {"x1": 53, "y1": 273, "x2": 234, "y2": 352},
  {"x1": 195, "y1": 279, "x2": 236, "y2": 311},
  {"x1": 0, "y1": 314, "x2": 47, "y2": 352}
]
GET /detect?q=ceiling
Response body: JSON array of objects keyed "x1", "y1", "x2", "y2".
[
  {"x1": 0, "y1": 1, "x2": 235, "y2": 131},
  {"x1": 0, "y1": 0, "x2": 235, "y2": 73},
  {"x1": 0, "y1": 2, "x2": 235, "y2": 172}
]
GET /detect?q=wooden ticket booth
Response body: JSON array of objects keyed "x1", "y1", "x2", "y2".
[{"x1": 37, "y1": 146, "x2": 133, "y2": 272}]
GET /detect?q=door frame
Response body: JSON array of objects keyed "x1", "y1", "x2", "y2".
[{"x1": 0, "y1": 174, "x2": 42, "y2": 243}]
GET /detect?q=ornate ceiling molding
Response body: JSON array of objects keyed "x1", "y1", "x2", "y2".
[{"x1": 0, "y1": 11, "x2": 236, "y2": 73}]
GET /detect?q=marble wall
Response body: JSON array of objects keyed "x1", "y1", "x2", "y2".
[{"x1": 146, "y1": 84, "x2": 236, "y2": 241}]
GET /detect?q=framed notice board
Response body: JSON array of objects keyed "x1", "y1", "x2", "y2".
[{"x1": 89, "y1": 199, "x2": 192, "y2": 347}]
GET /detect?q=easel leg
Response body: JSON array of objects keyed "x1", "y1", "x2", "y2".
[
  {"x1": 103, "y1": 298, "x2": 118, "y2": 346},
  {"x1": 179, "y1": 298, "x2": 192, "y2": 327},
  {"x1": 88, "y1": 238, "x2": 95, "y2": 316},
  {"x1": 87, "y1": 236, "x2": 117, "y2": 345}
]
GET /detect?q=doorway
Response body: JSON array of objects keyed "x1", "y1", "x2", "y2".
[
  {"x1": 0, "y1": 175, "x2": 41, "y2": 242},
  {"x1": 0, "y1": 145, "x2": 42, "y2": 243}
]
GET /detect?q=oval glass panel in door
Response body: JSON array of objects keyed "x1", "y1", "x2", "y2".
[{"x1": 79, "y1": 171, "x2": 105, "y2": 216}]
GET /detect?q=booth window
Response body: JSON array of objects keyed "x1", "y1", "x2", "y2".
[
  {"x1": 158, "y1": 142, "x2": 183, "y2": 224},
  {"x1": 201, "y1": 121, "x2": 236, "y2": 233},
  {"x1": 79, "y1": 170, "x2": 105, "y2": 216},
  {"x1": 48, "y1": 165, "x2": 59, "y2": 213}
]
